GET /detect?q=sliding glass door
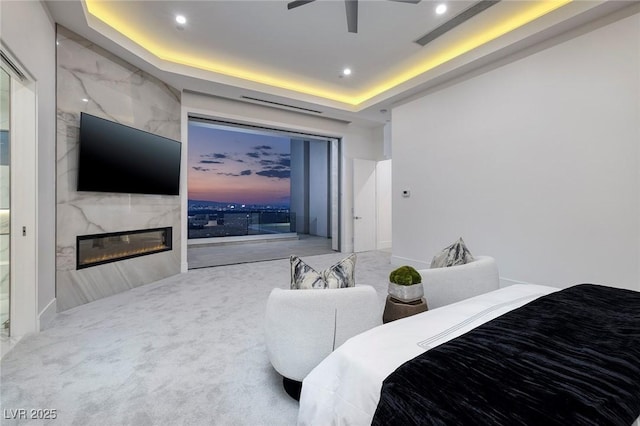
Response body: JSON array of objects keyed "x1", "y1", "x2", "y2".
[
  {"x1": 0, "y1": 51, "x2": 37, "y2": 340},
  {"x1": 187, "y1": 118, "x2": 339, "y2": 243},
  {"x1": 0, "y1": 66, "x2": 10, "y2": 337}
]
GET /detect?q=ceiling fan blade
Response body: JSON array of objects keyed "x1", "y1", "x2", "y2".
[
  {"x1": 287, "y1": 0, "x2": 315, "y2": 10},
  {"x1": 345, "y1": 0, "x2": 358, "y2": 33}
]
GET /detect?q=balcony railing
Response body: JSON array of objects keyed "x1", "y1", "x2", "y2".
[{"x1": 187, "y1": 210, "x2": 294, "y2": 239}]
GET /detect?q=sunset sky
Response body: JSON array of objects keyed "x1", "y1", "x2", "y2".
[{"x1": 188, "y1": 121, "x2": 291, "y2": 205}]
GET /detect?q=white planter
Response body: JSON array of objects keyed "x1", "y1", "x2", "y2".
[{"x1": 388, "y1": 282, "x2": 424, "y2": 303}]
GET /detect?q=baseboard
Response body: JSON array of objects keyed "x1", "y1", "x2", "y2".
[
  {"x1": 38, "y1": 298, "x2": 57, "y2": 331},
  {"x1": 376, "y1": 240, "x2": 392, "y2": 250},
  {"x1": 499, "y1": 277, "x2": 534, "y2": 288},
  {"x1": 388, "y1": 265, "x2": 537, "y2": 291},
  {"x1": 389, "y1": 255, "x2": 430, "y2": 269}
]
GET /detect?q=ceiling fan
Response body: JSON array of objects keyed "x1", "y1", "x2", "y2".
[{"x1": 287, "y1": 0, "x2": 422, "y2": 34}]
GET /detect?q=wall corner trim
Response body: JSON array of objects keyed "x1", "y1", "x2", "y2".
[
  {"x1": 499, "y1": 277, "x2": 537, "y2": 288},
  {"x1": 389, "y1": 255, "x2": 430, "y2": 269},
  {"x1": 38, "y1": 298, "x2": 57, "y2": 331},
  {"x1": 376, "y1": 241, "x2": 392, "y2": 250}
]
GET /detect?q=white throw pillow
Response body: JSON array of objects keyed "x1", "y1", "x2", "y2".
[{"x1": 290, "y1": 254, "x2": 357, "y2": 289}]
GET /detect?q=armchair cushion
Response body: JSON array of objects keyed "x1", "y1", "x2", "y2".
[
  {"x1": 265, "y1": 284, "x2": 381, "y2": 382},
  {"x1": 419, "y1": 256, "x2": 499, "y2": 309}
]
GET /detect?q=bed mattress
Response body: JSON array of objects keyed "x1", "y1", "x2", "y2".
[{"x1": 298, "y1": 284, "x2": 640, "y2": 425}]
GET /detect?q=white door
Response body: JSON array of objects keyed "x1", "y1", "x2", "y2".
[{"x1": 353, "y1": 159, "x2": 376, "y2": 252}]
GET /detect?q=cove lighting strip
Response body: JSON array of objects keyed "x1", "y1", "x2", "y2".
[{"x1": 85, "y1": 0, "x2": 571, "y2": 107}]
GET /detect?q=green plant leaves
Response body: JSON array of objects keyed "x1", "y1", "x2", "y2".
[{"x1": 389, "y1": 265, "x2": 422, "y2": 285}]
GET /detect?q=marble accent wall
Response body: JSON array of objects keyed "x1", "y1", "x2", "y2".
[{"x1": 56, "y1": 26, "x2": 182, "y2": 311}]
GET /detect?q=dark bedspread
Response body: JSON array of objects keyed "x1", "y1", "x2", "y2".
[{"x1": 372, "y1": 284, "x2": 640, "y2": 426}]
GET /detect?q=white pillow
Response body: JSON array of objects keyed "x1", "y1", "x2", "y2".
[{"x1": 290, "y1": 254, "x2": 356, "y2": 289}]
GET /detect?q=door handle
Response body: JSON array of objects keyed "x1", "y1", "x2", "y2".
[{"x1": 354, "y1": 216, "x2": 362, "y2": 220}]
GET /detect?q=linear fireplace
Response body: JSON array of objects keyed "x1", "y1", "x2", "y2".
[{"x1": 77, "y1": 227, "x2": 172, "y2": 269}]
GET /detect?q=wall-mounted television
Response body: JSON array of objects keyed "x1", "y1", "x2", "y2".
[{"x1": 77, "y1": 113, "x2": 181, "y2": 196}]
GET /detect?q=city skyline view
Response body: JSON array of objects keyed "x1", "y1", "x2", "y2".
[{"x1": 188, "y1": 121, "x2": 291, "y2": 206}]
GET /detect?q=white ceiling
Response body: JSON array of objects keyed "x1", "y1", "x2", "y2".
[{"x1": 45, "y1": 0, "x2": 628, "y2": 125}]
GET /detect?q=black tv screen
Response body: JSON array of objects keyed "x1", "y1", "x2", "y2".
[{"x1": 77, "y1": 113, "x2": 181, "y2": 196}]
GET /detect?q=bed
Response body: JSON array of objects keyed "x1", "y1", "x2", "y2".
[{"x1": 298, "y1": 283, "x2": 640, "y2": 425}]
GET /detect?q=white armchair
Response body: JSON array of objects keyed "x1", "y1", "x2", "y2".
[
  {"x1": 417, "y1": 256, "x2": 500, "y2": 309},
  {"x1": 264, "y1": 285, "x2": 381, "y2": 399}
]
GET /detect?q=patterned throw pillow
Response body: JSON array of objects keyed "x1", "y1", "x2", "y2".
[
  {"x1": 322, "y1": 254, "x2": 357, "y2": 289},
  {"x1": 290, "y1": 254, "x2": 357, "y2": 289},
  {"x1": 290, "y1": 255, "x2": 326, "y2": 289},
  {"x1": 430, "y1": 237, "x2": 474, "y2": 268}
]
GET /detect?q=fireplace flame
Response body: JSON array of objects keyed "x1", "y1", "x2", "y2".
[
  {"x1": 77, "y1": 227, "x2": 172, "y2": 269},
  {"x1": 80, "y1": 244, "x2": 168, "y2": 265}
]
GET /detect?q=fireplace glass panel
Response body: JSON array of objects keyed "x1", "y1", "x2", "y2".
[{"x1": 77, "y1": 227, "x2": 171, "y2": 269}]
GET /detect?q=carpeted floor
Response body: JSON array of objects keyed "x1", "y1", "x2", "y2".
[{"x1": 0, "y1": 250, "x2": 392, "y2": 426}]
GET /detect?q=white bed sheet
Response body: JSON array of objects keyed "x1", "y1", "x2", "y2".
[{"x1": 297, "y1": 284, "x2": 560, "y2": 426}]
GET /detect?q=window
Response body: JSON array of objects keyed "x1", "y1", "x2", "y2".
[{"x1": 187, "y1": 119, "x2": 336, "y2": 242}]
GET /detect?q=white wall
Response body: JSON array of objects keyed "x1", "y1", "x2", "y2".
[
  {"x1": 289, "y1": 138, "x2": 329, "y2": 237},
  {"x1": 1, "y1": 1, "x2": 57, "y2": 328},
  {"x1": 392, "y1": 11, "x2": 640, "y2": 291},
  {"x1": 289, "y1": 139, "x2": 306, "y2": 233},
  {"x1": 181, "y1": 92, "x2": 383, "y2": 260},
  {"x1": 376, "y1": 159, "x2": 392, "y2": 250},
  {"x1": 309, "y1": 140, "x2": 328, "y2": 237}
]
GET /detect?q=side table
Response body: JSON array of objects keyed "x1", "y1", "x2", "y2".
[{"x1": 382, "y1": 295, "x2": 428, "y2": 324}]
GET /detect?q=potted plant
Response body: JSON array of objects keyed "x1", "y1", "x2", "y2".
[{"x1": 388, "y1": 265, "x2": 424, "y2": 302}]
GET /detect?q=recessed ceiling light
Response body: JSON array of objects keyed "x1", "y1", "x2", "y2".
[
  {"x1": 343, "y1": 68, "x2": 352, "y2": 76},
  {"x1": 435, "y1": 4, "x2": 447, "y2": 15},
  {"x1": 84, "y1": 0, "x2": 571, "y2": 106},
  {"x1": 175, "y1": 15, "x2": 187, "y2": 25},
  {"x1": 81, "y1": 98, "x2": 89, "y2": 102}
]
